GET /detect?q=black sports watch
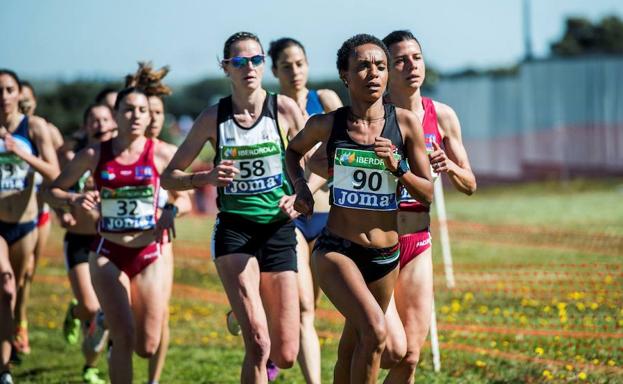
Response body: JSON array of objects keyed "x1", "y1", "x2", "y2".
[
  {"x1": 163, "y1": 203, "x2": 179, "y2": 218},
  {"x1": 390, "y1": 159, "x2": 409, "y2": 178}
]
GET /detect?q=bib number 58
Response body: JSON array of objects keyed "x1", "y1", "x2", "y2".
[{"x1": 239, "y1": 160, "x2": 266, "y2": 179}]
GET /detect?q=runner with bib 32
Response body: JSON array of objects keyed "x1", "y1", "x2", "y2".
[
  {"x1": 46, "y1": 87, "x2": 183, "y2": 384},
  {"x1": 285, "y1": 34, "x2": 433, "y2": 384}
]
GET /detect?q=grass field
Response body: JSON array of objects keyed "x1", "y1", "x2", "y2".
[{"x1": 12, "y1": 179, "x2": 623, "y2": 383}]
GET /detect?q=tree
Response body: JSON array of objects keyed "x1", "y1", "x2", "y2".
[{"x1": 551, "y1": 15, "x2": 623, "y2": 56}]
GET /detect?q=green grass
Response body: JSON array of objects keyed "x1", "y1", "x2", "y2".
[{"x1": 12, "y1": 179, "x2": 623, "y2": 383}]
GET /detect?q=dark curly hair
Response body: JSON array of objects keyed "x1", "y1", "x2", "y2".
[
  {"x1": 223, "y1": 32, "x2": 264, "y2": 60},
  {"x1": 382, "y1": 30, "x2": 422, "y2": 52},
  {"x1": 336, "y1": 34, "x2": 389, "y2": 72},
  {"x1": 268, "y1": 37, "x2": 306, "y2": 69}
]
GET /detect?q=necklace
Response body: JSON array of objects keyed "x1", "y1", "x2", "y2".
[{"x1": 348, "y1": 109, "x2": 385, "y2": 123}]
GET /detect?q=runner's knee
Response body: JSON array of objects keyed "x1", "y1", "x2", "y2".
[
  {"x1": 1, "y1": 271, "x2": 15, "y2": 303},
  {"x1": 402, "y1": 348, "x2": 422, "y2": 370},
  {"x1": 245, "y1": 328, "x2": 271, "y2": 362},
  {"x1": 359, "y1": 313, "x2": 387, "y2": 352},
  {"x1": 271, "y1": 341, "x2": 298, "y2": 368}
]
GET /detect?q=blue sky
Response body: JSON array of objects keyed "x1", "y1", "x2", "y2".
[{"x1": 2, "y1": 0, "x2": 622, "y2": 84}]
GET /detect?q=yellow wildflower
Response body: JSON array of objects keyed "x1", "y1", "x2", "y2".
[
  {"x1": 607, "y1": 360, "x2": 616, "y2": 366},
  {"x1": 542, "y1": 370, "x2": 553, "y2": 380},
  {"x1": 578, "y1": 372, "x2": 587, "y2": 380},
  {"x1": 534, "y1": 347, "x2": 544, "y2": 356},
  {"x1": 475, "y1": 360, "x2": 486, "y2": 368},
  {"x1": 565, "y1": 364, "x2": 574, "y2": 371}
]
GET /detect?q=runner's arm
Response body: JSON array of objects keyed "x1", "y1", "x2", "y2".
[
  {"x1": 160, "y1": 106, "x2": 225, "y2": 191},
  {"x1": 43, "y1": 146, "x2": 98, "y2": 209},
  {"x1": 154, "y1": 141, "x2": 192, "y2": 217},
  {"x1": 278, "y1": 94, "x2": 305, "y2": 139},
  {"x1": 434, "y1": 102, "x2": 477, "y2": 195},
  {"x1": 397, "y1": 108, "x2": 433, "y2": 204},
  {"x1": 8, "y1": 116, "x2": 60, "y2": 181}
]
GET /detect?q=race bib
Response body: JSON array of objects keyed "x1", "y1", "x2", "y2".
[
  {"x1": 100, "y1": 185, "x2": 156, "y2": 232},
  {"x1": 424, "y1": 133, "x2": 439, "y2": 179},
  {"x1": 332, "y1": 148, "x2": 400, "y2": 211},
  {"x1": 0, "y1": 153, "x2": 30, "y2": 192},
  {"x1": 221, "y1": 142, "x2": 283, "y2": 195}
]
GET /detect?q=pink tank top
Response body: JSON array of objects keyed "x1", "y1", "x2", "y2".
[
  {"x1": 94, "y1": 139, "x2": 160, "y2": 233},
  {"x1": 398, "y1": 97, "x2": 442, "y2": 212}
]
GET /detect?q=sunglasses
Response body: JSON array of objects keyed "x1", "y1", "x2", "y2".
[{"x1": 223, "y1": 55, "x2": 265, "y2": 68}]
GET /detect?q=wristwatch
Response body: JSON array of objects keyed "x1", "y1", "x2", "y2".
[
  {"x1": 390, "y1": 159, "x2": 409, "y2": 178},
  {"x1": 163, "y1": 203, "x2": 179, "y2": 218}
]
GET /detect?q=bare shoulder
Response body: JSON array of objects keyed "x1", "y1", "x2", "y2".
[
  {"x1": 155, "y1": 139, "x2": 178, "y2": 160},
  {"x1": 75, "y1": 142, "x2": 100, "y2": 164},
  {"x1": 27, "y1": 115, "x2": 49, "y2": 133},
  {"x1": 197, "y1": 103, "x2": 218, "y2": 127},
  {"x1": 432, "y1": 100, "x2": 458, "y2": 125},
  {"x1": 395, "y1": 106, "x2": 420, "y2": 127},
  {"x1": 317, "y1": 89, "x2": 343, "y2": 111},
  {"x1": 277, "y1": 94, "x2": 299, "y2": 115},
  {"x1": 309, "y1": 109, "x2": 335, "y2": 127}
]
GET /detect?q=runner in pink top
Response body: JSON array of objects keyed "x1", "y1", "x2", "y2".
[
  {"x1": 381, "y1": 30, "x2": 477, "y2": 383},
  {"x1": 46, "y1": 87, "x2": 184, "y2": 383}
]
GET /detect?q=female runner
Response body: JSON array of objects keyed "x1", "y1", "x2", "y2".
[
  {"x1": 381, "y1": 30, "x2": 476, "y2": 383},
  {"x1": 0, "y1": 69, "x2": 59, "y2": 383},
  {"x1": 268, "y1": 37, "x2": 342, "y2": 384},
  {"x1": 59, "y1": 103, "x2": 117, "y2": 384},
  {"x1": 125, "y1": 62, "x2": 192, "y2": 384},
  {"x1": 47, "y1": 87, "x2": 183, "y2": 383},
  {"x1": 284, "y1": 35, "x2": 432, "y2": 384},
  {"x1": 13, "y1": 80, "x2": 64, "y2": 355},
  {"x1": 161, "y1": 32, "x2": 305, "y2": 383}
]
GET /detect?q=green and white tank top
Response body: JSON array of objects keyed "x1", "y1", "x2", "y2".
[{"x1": 214, "y1": 93, "x2": 292, "y2": 224}]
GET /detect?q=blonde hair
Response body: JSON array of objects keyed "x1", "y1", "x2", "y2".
[{"x1": 125, "y1": 62, "x2": 172, "y2": 97}]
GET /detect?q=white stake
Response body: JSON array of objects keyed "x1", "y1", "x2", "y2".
[{"x1": 434, "y1": 178, "x2": 455, "y2": 288}]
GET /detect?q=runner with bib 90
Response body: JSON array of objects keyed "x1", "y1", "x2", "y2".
[
  {"x1": 161, "y1": 32, "x2": 305, "y2": 383},
  {"x1": 285, "y1": 34, "x2": 433, "y2": 384}
]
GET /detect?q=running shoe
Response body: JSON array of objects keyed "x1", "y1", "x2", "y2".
[
  {"x1": 13, "y1": 321, "x2": 30, "y2": 354},
  {"x1": 267, "y1": 359, "x2": 280, "y2": 382},
  {"x1": 85, "y1": 310, "x2": 108, "y2": 353},
  {"x1": 8, "y1": 345, "x2": 21, "y2": 365},
  {"x1": 63, "y1": 299, "x2": 81, "y2": 345},
  {"x1": 0, "y1": 371, "x2": 13, "y2": 384},
  {"x1": 82, "y1": 366, "x2": 105, "y2": 384},
  {"x1": 226, "y1": 310, "x2": 241, "y2": 336}
]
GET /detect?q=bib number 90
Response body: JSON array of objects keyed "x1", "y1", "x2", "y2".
[{"x1": 352, "y1": 170, "x2": 382, "y2": 192}]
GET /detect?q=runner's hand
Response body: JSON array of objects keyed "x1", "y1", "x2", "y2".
[
  {"x1": 374, "y1": 137, "x2": 398, "y2": 173},
  {"x1": 59, "y1": 212, "x2": 76, "y2": 228},
  {"x1": 155, "y1": 208, "x2": 176, "y2": 243},
  {"x1": 429, "y1": 141, "x2": 454, "y2": 173},
  {"x1": 205, "y1": 160, "x2": 239, "y2": 187},
  {"x1": 279, "y1": 194, "x2": 301, "y2": 220},
  {"x1": 72, "y1": 190, "x2": 100, "y2": 211},
  {"x1": 3, "y1": 134, "x2": 26, "y2": 158},
  {"x1": 292, "y1": 180, "x2": 314, "y2": 217}
]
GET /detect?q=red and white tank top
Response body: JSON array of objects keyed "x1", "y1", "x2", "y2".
[
  {"x1": 398, "y1": 97, "x2": 442, "y2": 212},
  {"x1": 94, "y1": 139, "x2": 160, "y2": 233}
]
